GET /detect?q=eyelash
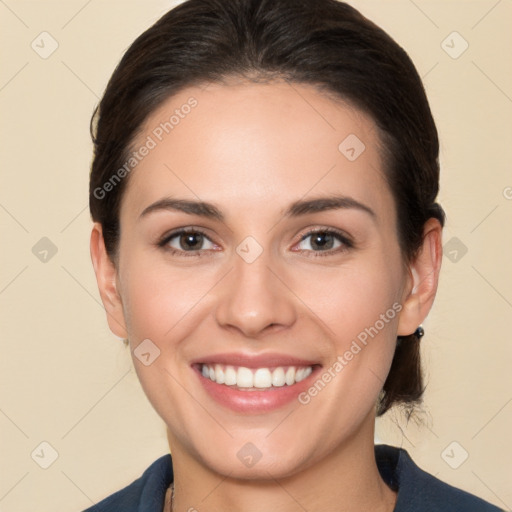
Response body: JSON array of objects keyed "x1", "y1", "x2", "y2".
[{"x1": 157, "y1": 227, "x2": 354, "y2": 258}]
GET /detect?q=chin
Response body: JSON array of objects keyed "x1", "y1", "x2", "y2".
[{"x1": 202, "y1": 449, "x2": 312, "y2": 481}]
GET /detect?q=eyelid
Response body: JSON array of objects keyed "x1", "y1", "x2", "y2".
[
  {"x1": 295, "y1": 225, "x2": 353, "y2": 244},
  {"x1": 157, "y1": 225, "x2": 354, "y2": 257},
  {"x1": 291, "y1": 226, "x2": 354, "y2": 256},
  {"x1": 157, "y1": 227, "x2": 219, "y2": 255}
]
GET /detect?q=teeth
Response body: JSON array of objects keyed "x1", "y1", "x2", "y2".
[
  {"x1": 297, "y1": 366, "x2": 312, "y2": 382},
  {"x1": 254, "y1": 368, "x2": 272, "y2": 388},
  {"x1": 200, "y1": 363, "x2": 313, "y2": 389},
  {"x1": 272, "y1": 367, "x2": 286, "y2": 387},
  {"x1": 237, "y1": 367, "x2": 254, "y2": 388},
  {"x1": 215, "y1": 365, "x2": 225, "y2": 384},
  {"x1": 224, "y1": 366, "x2": 237, "y2": 385},
  {"x1": 285, "y1": 367, "x2": 295, "y2": 386}
]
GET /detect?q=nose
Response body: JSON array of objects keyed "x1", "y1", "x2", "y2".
[{"x1": 214, "y1": 249, "x2": 297, "y2": 338}]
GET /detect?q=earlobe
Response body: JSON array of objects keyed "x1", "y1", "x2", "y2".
[
  {"x1": 90, "y1": 223, "x2": 128, "y2": 338},
  {"x1": 397, "y1": 218, "x2": 443, "y2": 336}
]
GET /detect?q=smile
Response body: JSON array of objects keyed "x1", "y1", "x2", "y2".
[{"x1": 200, "y1": 363, "x2": 313, "y2": 390}]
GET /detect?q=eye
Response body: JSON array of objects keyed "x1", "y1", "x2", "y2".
[
  {"x1": 157, "y1": 227, "x2": 353, "y2": 258},
  {"x1": 294, "y1": 228, "x2": 353, "y2": 256},
  {"x1": 158, "y1": 228, "x2": 217, "y2": 256}
]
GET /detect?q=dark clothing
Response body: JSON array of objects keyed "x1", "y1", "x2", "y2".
[{"x1": 82, "y1": 444, "x2": 503, "y2": 511}]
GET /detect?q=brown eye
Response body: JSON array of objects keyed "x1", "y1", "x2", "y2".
[
  {"x1": 305, "y1": 232, "x2": 337, "y2": 250},
  {"x1": 159, "y1": 229, "x2": 216, "y2": 255},
  {"x1": 177, "y1": 232, "x2": 205, "y2": 251},
  {"x1": 294, "y1": 229, "x2": 353, "y2": 257}
]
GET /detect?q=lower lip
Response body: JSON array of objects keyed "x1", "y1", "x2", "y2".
[{"x1": 194, "y1": 366, "x2": 320, "y2": 413}]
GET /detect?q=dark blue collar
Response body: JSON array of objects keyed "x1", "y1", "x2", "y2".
[{"x1": 83, "y1": 444, "x2": 502, "y2": 511}]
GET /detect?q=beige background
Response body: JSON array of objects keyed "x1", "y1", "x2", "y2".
[{"x1": 1, "y1": 1, "x2": 511, "y2": 510}]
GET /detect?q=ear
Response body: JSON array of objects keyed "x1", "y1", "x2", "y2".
[
  {"x1": 397, "y1": 217, "x2": 443, "y2": 336},
  {"x1": 90, "y1": 222, "x2": 128, "y2": 338}
]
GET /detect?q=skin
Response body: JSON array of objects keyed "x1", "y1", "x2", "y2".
[{"x1": 90, "y1": 79, "x2": 442, "y2": 512}]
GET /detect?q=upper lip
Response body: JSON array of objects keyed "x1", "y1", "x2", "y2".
[{"x1": 191, "y1": 352, "x2": 321, "y2": 369}]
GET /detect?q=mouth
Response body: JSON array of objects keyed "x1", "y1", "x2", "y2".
[
  {"x1": 191, "y1": 353, "x2": 321, "y2": 413},
  {"x1": 197, "y1": 363, "x2": 314, "y2": 390}
]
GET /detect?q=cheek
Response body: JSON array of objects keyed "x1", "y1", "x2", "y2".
[
  {"x1": 295, "y1": 261, "x2": 402, "y2": 340},
  {"x1": 292, "y1": 259, "x2": 401, "y2": 395},
  {"x1": 120, "y1": 254, "x2": 218, "y2": 341}
]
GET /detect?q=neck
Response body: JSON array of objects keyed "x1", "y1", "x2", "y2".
[{"x1": 167, "y1": 414, "x2": 396, "y2": 512}]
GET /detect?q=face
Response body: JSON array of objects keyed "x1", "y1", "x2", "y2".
[{"x1": 94, "y1": 79, "x2": 429, "y2": 480}]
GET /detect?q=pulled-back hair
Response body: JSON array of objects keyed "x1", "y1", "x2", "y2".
[{"x1": 89, "y1": 0, "x2": 445, "y2": 416}]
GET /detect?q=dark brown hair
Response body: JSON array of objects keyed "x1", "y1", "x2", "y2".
[{"x1": 89, "y1": 0, "x2": 445, "y2": 416}]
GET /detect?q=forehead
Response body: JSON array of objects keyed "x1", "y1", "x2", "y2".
[{"x1": 121, "y1": 79, "x2": 393, "y2": 224}]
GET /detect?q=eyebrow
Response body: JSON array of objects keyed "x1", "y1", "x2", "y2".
[{"x1": 138, "y1": 195, "x2": 376, "y2": 222}]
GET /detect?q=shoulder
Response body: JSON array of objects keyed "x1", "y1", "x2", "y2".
[
  {"x1": 80, "y1": 454, "x2": 173, "y2": 512},
  {"x1": 375, "y1": 444, "x2": 504, "y2": 512}
]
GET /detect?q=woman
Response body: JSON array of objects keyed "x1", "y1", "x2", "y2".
[{"x1": 85, "y1": 0, "x2": 503, "y2": 510}]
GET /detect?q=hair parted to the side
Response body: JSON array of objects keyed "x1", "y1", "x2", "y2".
[{"x1": 89, "y1": 0, "x2": 445, "y2": 416}]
